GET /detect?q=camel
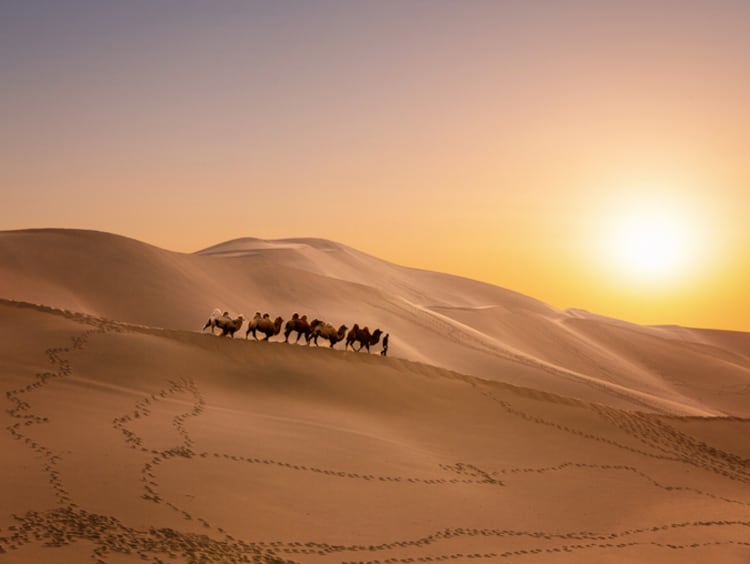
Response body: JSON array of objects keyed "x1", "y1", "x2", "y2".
[
  {"x1": 284, "y1": 314, "x2": 322, "y2": 344},
  {"x1": 345, "y1": 324, "x2": 383, "y2": 353},
  {"x1": 215, "y1": 314, "x2": 245, "y2": 338},
  {"x1": 247, "y1": 314, "x2": 283, "y2": 341},
  {"x1": 311, "y1": 323, "x2": 348, "y2": 348},
  {"x1": 202, "y1": 309, "x2": 230, "y2": 334},
  {"x1": 245, "y1": 312, "x2": 266, "y2": 339}
]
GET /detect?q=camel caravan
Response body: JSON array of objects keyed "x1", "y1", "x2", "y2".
[{"x1": 202, "y1": 309, "x2": 389, "y2": 355}]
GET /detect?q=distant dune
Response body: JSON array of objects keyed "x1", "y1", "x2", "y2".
[{"x1": 1, "y1": 229, "x2": 749, "y2": 562}]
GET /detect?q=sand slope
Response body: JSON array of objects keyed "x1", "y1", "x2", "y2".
[
  {"x1": 1, "y1": 300, "x2": 749, "y2": 563},
  {"x1": 1, "y1": 228, "x2": 749, "y2": 416}
]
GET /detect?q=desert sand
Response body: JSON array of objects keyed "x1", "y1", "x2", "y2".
[{"x1": 1, "y1": 228, "x2": 749, "y2": 563}]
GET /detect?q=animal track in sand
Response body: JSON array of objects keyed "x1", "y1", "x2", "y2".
[
  {"x1": 495, "y1": 461, "x2": 750, "y2": 508},
  {"x1": 4, "y1": 329, "x2": 104, "y2": 508},
  {"x1": 253, "y1": 520, "x2": 750, "y2": 559},
  {"x1": 592, "y1": 405, "x2": 750, "y2": 484},
  {"x1": 470, "y1": 377, "x2": 750, "y2": 486},
  {"x1": 113, "y1": 376, "x2": 507, "y2": 537},
  {"x1": 0, "y1": 506, "x2": 288, "y2": 563}
]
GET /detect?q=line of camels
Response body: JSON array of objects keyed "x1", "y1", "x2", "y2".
[{"x1": 202, "y1": 309, "x2": 389, "y2": 354}]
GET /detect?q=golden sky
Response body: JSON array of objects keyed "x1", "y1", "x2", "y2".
[{"x1": 2, "y1": 1, "x2": 748, "y2": 330}]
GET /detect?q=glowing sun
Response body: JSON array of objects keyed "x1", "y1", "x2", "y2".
[{"x1": 602, "y1": 200, "x2": 699, "y2": 283}]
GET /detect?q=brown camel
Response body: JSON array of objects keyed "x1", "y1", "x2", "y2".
[
  {"x1": 345, "y1": 324, "x2": 383, "y2": 352},
  {"x1": 245, "y1": 312, "x2": 267, "y2": 339},
  {"x1": 249, "y1": 315, "x2": 283, "y2": 341},
  {"x1": 202, "y1": 308, "x2": 230, "y2": 334},
  {"x1": 215, "y1": 314, "x2": 245, "y2": 338},
  {"x1": 284, "y1": 314, "x2": 323, "y2": 344},
  {"x1": 245, "y1": 311, "x2": 283, "y2": 341},
  {"x1": 311, "y1": 323, "x2": 348, "y2": 348}
]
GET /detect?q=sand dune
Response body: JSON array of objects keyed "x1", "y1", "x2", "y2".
[
  {"x1": 1, "y1": 228, "x2": 748, "y2": 416},
  {"x1": 1, "y1": 228, "x2": 750, "y2": 562},
  {"x1": 1, "y1": 300, "x2": 749, "y2": 562}
]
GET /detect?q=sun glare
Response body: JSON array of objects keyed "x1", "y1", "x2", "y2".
[
  {"x1": 596, "y1": 187, "x2": 709, "y2": 286},
  {"x1": 611, "y1": 209, "x2": 690, "y2": 279}
]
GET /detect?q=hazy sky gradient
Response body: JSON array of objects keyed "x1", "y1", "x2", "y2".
[{"x1": 2, "y1": 0, "x2": 749, "y2": 330}]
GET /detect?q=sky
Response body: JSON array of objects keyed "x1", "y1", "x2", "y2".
[{"x1": 2, "y1": 0, "x2": 749, "y2": 331}]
